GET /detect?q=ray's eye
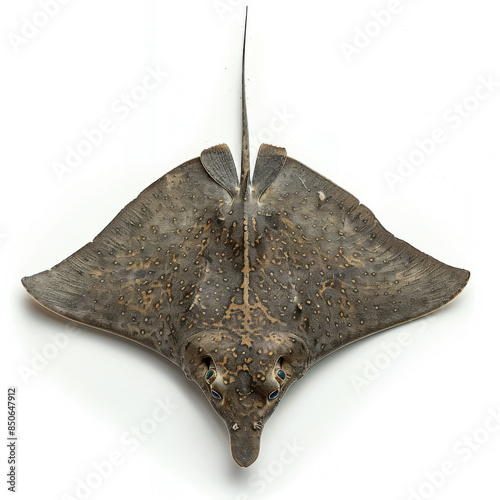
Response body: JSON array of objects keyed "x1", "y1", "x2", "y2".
[
  {"x1": 268, "y1": 389, "x2": 280, "y2": 400},
  {"x1": 211, "y1": 389, "x2": 222, "y2": 400},
  {"x1": 277, "y1": 369, "x2": 286, "y2": 382},
  {"x1": 205, "y1": 369, "x2": 216, "y2": 383}
]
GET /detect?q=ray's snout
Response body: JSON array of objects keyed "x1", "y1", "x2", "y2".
[{"x1": 229, "y1": 423, "x2": 262, "y2": 467}]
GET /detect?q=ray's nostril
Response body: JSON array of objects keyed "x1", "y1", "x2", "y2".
[{"x1": 253, "y1": 421, "x2": 263, "y2": 431}]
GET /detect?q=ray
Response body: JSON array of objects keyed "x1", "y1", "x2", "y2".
[{"x1": 21, "y1": 9, "x2": 469, "y2": 467}]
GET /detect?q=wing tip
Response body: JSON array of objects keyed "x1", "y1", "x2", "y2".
[
  {"x1": 22, "y1": 271, "x2": 56, "y2": 310},
  {"x1": 432, "y1": 265, "x2": 469, "y2": 311},
  {"x1": 451, "y1": 266, "x2": 470, "y2": 298},
  {"x1": 22, "y1": 273, "x2": 40, "y2": 299}
]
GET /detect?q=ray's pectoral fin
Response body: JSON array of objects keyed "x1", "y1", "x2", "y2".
[
  {"x1": 330, "y1": 200, "x2": 471, "y2": 342},
  {"x1": 258, "y1": 157, "x2": 470, "y2": 359},
  {"x1": 200, "y1": 144, "x2": 239, "y2": 198},
  {"x1": 21, "y1": 156, "x2": 232, "y2": 364},
  {"x1": 252, "y1": 144, "x2": 287, "y2": 199}
]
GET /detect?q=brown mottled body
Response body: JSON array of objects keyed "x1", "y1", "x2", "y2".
[
  {"x1": 21, "y1": 10, "x2": 469, "y2": 467},
  {"x1": 21, "y1": 143, "x2": 469, "y2": 466}
]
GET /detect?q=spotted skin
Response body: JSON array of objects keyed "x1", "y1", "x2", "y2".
[
  {"x1": 22, "y1": 144, "x2": 469, "y2": 467},
  {"x1": 23, "y1": 157, "x2": 240, "y2": 363},
  {"x1": 252, "y1": 156, "x2": 469, "y2": 362}
]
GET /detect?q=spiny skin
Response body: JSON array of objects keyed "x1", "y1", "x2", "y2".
[{"x1": 22, "y1": 144, "x2": 469, "y2": 467}]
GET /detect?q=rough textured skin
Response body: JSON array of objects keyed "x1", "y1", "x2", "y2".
[{"x1": 22, "y1": 144, "x2": 469, "y2": 467}]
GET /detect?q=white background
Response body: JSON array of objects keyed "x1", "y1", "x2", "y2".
[{"x1": 1, "y1": 1, "x2": 499, "y2": 499}]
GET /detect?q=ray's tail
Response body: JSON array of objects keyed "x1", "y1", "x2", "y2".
[{"x1": 240, "y1": 6, "x2": 250, "y2": 196}]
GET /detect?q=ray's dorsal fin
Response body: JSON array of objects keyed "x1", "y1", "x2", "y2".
[
  {"x1": 240, "y1": 6, "x2": 250, "y2": 197},
  {"x1": 200, "y1": 144, "x2": 238, "y2": 198},
  {"x1": 252, "y1": 144, "x2": 287, "y2": 199}
]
